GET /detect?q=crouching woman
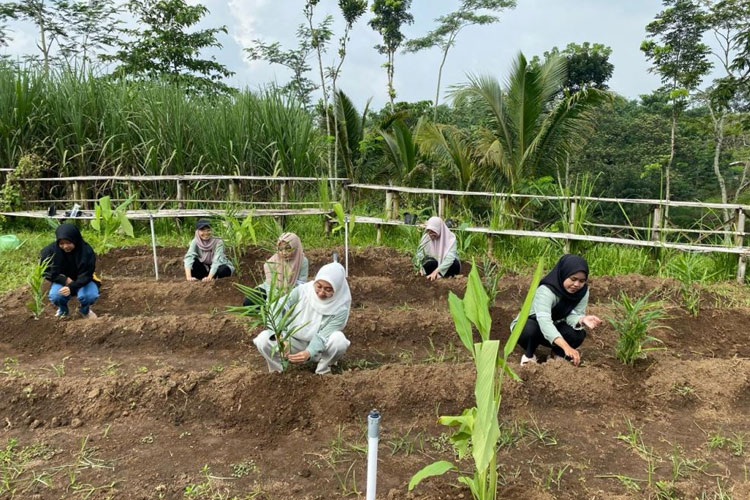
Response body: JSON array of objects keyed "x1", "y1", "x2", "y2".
[
  {"x1": 40, "y1": 224, "x2": 100, "y2": 319},
  {"x1": 512, "y1": 254, "x2": 602, "y2": 366},
  {"x1": 253, "y1": 262, "x2": 351, "y2": 375}
]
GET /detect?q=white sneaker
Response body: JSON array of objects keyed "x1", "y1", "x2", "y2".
[
  {"x1": 81, "y1": 309, "x2": 97, "y2": 319},
  {"x1": 55, "y1": 308, "x2": 68, "y2": 318},
  {"x1": 520, "y1": 354, "x2": 537, "y2": 366}
]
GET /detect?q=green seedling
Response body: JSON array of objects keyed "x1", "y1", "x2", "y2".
[
  {"x1": 89, "y1": 195, "x2": 135, "y2": 254},
  {"x1": 542, "y1": 464, "x2": 569, "y2": 491},
  {"x1": 219, "y1": 210, "x2": 257, "y2": 278},
  {"x1": 409, "y1": 259, "x2": 544, "y2": 499},
  {"x1": 609, "y1": 291, "x2": 667, "y2": 365},
  {"x1": 26, "y1": 258, "x2": 51, "y2": 319}
]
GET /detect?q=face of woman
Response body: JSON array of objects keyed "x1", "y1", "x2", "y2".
[
  {"x1": 278, "y1": 240, "x2": 293, "y2": 258},
  {"x1": 198, "y1": 227, "x2": 212, "y2": 240},
  {"x1": 427, "y1": 229, "x2": 439, "y2": 240},
  {"x1": 314, "y1": 279, "x2": 334, "y2": 300},
  {"x1": 58, "y1": 238, "x2": 75, "y2": 252},
  {"x1": 563, "y1": 271, "x2": 587, "y2": 294}
]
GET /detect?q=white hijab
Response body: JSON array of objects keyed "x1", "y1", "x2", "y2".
[{"x1": 290, "y1": 262, "x2": 351, "y2": 342}]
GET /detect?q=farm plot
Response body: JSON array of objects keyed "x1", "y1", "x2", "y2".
[{"x1": 1, "y1": 246, "x2": 749, "y2": 499}]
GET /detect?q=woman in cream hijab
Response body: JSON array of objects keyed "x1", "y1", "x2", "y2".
[
  {"x1": 253, "y1": 262, "x2": 351, "y2": 374},
  {"x1": 416, "y1": 216, "x2": 461, "y2": 280},
  {"x1": 243, "y1": 232, "x2": 308, "y2": 306}
]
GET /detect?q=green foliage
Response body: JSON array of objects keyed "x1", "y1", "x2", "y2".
[
  {"x1": 410, "y1": 260, "x2": 543, "y2": 499},
  {"x1": 609, "y1": 292, "x2": 667, "y2": 366},
  {"x1": 105, "y1": 0, "x2": 234, "y2": 96},
  {"x1": 0, "y1": 153, "x2": 47, "y2": 221},
  {"x1": 664, "y1": 252, "x2": 718, "y2": 316},
  {"x1": 369, "y1": 0, "x2": 414, "y2": 107},
  {"x1": 379, "y1": 119, "x2": 421, "y2": 185},
  {"x1": 26, "y1": 257, "x2": 50, "y2": 319},
  {"x1": 89, "y1": 195, "x2": 135, "y2": 254},
  {"x1": 531, "y1": 42, "x2": 614, "y2": 92},
  {"x1": 218, "y1": 211, "x2": 257, "y2": 277},
  {"x1": 231, "y1": 276, "x2": 307, "y2": 373},
  {"x1": 331, "y1": 90, "x2": 370, "y2": 180},
  {"x1": 331, "y1": 202, "x2": 355, "y2": 236}
]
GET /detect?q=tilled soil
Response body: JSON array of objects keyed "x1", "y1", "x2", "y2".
[{"x1": 1, "y1": 245, "x2": 749, "y2": 499}]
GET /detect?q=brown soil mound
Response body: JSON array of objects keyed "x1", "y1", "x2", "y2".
[{"x1": 1, "y1": 245, "x2": 748, "y2": 499}]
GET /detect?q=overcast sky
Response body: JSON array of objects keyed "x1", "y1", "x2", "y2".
[{"x1": 3, "y1": 1, "x2": 685, "y2": 108}]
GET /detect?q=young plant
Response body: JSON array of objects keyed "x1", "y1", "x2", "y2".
[
  {"x1": 665, "y1": 253, "x2": 717, "y2": 317},
  {"x1": 218, "y1": 209, "x2": 257, "y2": 277},
  {"x1": 89, "y1": 195, "x2": 135, "y2": 253},
  {"x1": 331, "y1": 202, "x2": 355, "y2": 237},
  {"x1": 408, "y1": 259, "x2": 544, "y2": 499},
  {"x1": 230, "y1": 273, "x2": 307, "y2": 372},
  {"x1": 609, "y1": 292, "x2": 667, "y2": 366},
  {"x1": 26, "y1": 258, "x2": 51, "y2": 319},
  {"x1": 478, "y1": 259, "x2": 502, "y2": 303}
]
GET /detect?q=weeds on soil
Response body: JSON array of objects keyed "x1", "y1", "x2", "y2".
[
  {"x1": 26, "y1": 257, "x2": 50, "y2": 319},
  {"x1": 409, "y1": 259, "x2": 544, "y2": 499},
  {"x1": 609, "y1": 291, "x2": 667, "y2": 366}
]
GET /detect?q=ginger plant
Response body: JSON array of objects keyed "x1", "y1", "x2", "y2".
[
  {"x1": 409, "y1": 259, "x2": 543, "y2": 499},
  {"x1": 27, "y1": 258, "x2": 51, "y2": 319}
]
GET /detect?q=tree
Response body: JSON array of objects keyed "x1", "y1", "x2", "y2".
[
  {"x1": 641, "y1": 0, "x2": 712, "y2": 219},
  {"x1": 369, "y1": 0, "x2": 414, "y2": 111},
  {"x1": 449, "y1": 53, "x2": 612, "y2": 193},
  {"x1": 5, "y1": 0, "x2": 68, "y2": 70},
  {"x1": 57, "y1": 0, "x2": 121, "y2": 72},
  {"x1": 106, "y1": 0, "x2": 234, "y2": 95},
  {"x1": 0, "y1": 5, "x2": 15, "y2": 48},
  {"x1": 405, "y1": 0, "x2": 515, "y2": 122},
  {"x1": 532, "y1": 42, "x2": 614, "y2": 93},
  {"x1": 701, "y1": 0, "x2": 750, "y2": 227},
  {"x1": 245, "y1": 28, "x2": 318, "y2": 106},
  {"x1": 329, "y1": 89, "x2": 370, "y2": 181}
]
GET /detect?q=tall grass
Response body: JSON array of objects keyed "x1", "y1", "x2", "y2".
[{"x1": 0, "y1": 65, "x2": 324, "y2": 200}]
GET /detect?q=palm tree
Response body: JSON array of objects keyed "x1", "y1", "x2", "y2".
[
  {"x1": 379, "y1": 118, "x2": 421, "y2": 186},
  {"x1": 449, "y1": 52, "x2": 612, "y2": 192},
  {"x1": 414, "y1": 118, "x2": 478, "y2": 192},
  {"x1": 330, "y1": 89, "x2": 370, "y2": 181}
]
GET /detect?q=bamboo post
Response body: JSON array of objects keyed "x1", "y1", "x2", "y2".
[
  {"x1": 72, "y1": 181, "x2": 81, "y2": 204},
  {"x1": 735, "y1": 208, "x2": 746, "y2": 284},
  {"x1": 228, "y1": 180, "x2": 239, "y2": 201},
  {"x1": 385, "y1": 190, "x2": 393, "y2": 220},
  {"x1": 392, "y1": 193, "x2": 400, "y2": 220},
  {"x1": 486, "y1": 233, "x2": 494, "y2": 259},
  {"x1": 280, "y1": 181, "x2": 289, "y2": 208},
  {"x1": 176, "y1": 179, "x2": 185, "y2": 209},
  {"x1": 438, "y1": 194, "x2": 446, "y2": 219},
  {"x1": 564, "y1": 200, "x2": 577, "y2": 253},
  {"x1": 651, "y1": 206, "x2": 662, "y2": 243},
  {"x1": 376, "y1": 224, "x2": 382, "y2": 245}
]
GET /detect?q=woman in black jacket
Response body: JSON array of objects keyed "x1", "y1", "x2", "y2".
[{"x1": 40, "y1": 224, "x2": 100, "y2": 318}]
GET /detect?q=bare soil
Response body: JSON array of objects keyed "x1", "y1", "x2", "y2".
[{"x1": 1, "y1": 245, "x2": 749, "y2": 499}]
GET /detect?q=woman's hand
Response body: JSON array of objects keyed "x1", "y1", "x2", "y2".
[
  {"x1": 187, "y1": 277, "x2": 197, "y2": 281},
  {"x1": 427, "y1": 269, "x2": 440, "y2": 281},
  {"x1": 202, "y1": 276, "x2": 213, "y2": 282},
  {"x1": 59, "y1": 286, "x2": 71, "y2": 297},
  {"x1": 64, "y1": 277, "x2": 73, "y2": 285},
  {"x1": 580, "y1": 315, "x2": 602, "y2": 329},
  {"x1": 287, "y1": 351, "x2": 311, "y2": 363},
  {"x1": 563, "y1": 346, "x2": 581, "y2": 366}
]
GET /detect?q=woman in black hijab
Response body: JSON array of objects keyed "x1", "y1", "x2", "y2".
[
  {"x1": 510, "y1": 254, "x2": 602, "y2": 366},
  {"x1": 40, "y1": 224, "x2": 100, "y2": 318}
]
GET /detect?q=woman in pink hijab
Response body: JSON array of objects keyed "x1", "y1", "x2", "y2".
[
  {"x1": 416, "y1": 216, "x2": 461, "y2": 281},
  {"x1": 243, "y1": 232, "x2": 308, "y2": 306}
]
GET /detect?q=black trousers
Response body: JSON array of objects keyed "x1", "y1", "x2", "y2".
[
  {"x1": 242, "y1": 286, "x2": 267, "y2": 307},
  {"x1": 517, "y1": 317, "x2": 586, "y2": 358},
  {"x1": 422, "y1": 257, "x2": 461, "y2": 278},
  {"x1": 191, "y1": 258, "x2": 232, "y2": 280}
]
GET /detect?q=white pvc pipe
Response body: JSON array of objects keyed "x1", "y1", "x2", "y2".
[
  {"x1": 344, "y1": 214, "x2": 349, "y2": 277},
  {"x1": 149, "y1": 214, "x2": 159, "y2": 281},
  {"x1": 366, "y1": 409, "x2": 380, "y2": 500}
]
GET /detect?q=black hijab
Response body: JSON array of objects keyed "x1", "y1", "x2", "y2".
[
  {"x1": 40, "y1": 224, "x2": 96, "y2": 293},
  {"x1": 538, "y1": 254, "x2": 589, "y2": 320}
]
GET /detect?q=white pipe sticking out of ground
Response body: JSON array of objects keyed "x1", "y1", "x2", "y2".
[
  {"x1": 366, "y1": 409, "x2": 380, "y2": 500},
  {"x1": 344, "y1": 214, "x2": 349, "y2": 277},
  {"x1": 149, "y1": 214, "x2": 159, "y2": 281}
]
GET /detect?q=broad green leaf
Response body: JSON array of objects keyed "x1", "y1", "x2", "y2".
[
  {"x1": 99, "y1": 196, "x2": 112, "y2": 220},
  {"x1": 333, "y1": 202, "x2": 345, "y2": 226},
  {"x1": 114, "y1": 195, "x2": 135, "y2": 216},
  {"x1": 472, "y1": 340, "x2": 500, "y2": 475},
  {"x1": 504, "y1": 259, "x2": 544, "y2": 362},
  {"x1": 408, "y1": 461, "x2": 456, "y2": 491},
  {"x1": 499, "y1": 358, "x2": 521, "y2": 382},
  {"x1": 457, "y1": 475, "x2": 481, "y2": 498},
  {"x1": 119, "y1": 214, "x2": 134, "y2": 238},
  {"x1": 448, "y1": 292, "x2": 474, "y2": 355},
  {"x1": 90, "y1": 205, "x2": 101, "y2": 231},
  {"x1": 438, "y1": 411, "x2": 474, "y2": 428},
  {"x1": 464, "y1": 263, "x2": 491, "y2": 341}
]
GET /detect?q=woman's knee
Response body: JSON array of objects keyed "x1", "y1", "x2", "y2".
[
  {"x1": 78, "y1": 285, "x2": 99, "y2": 304},
  {"x1": 326, "y1": 331, "x2": 350, "y2": 353}
]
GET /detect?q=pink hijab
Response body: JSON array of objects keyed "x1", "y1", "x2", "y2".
[
  {"x1": 420, "y1": 216, "x2": 456, "y2": 263},
  {"x1": 264, "y1": 232, "x2": 304, "y2": 289},
  {"x1": 194, "y1": 230, "x2": 220, "y2": 265}
]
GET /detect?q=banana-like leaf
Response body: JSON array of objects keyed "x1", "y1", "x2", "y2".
[
  {"x1": 99, "y1": 196, "x2": 112, "y2": 220},
  {"x1": 464, "y1": 263, "x2": 491, "y2": 341},
  {"x1": 448, "y1": 291, "x2": 474, "y2": 355},
  {"x1": 457, "y1": 475, "x2": 481, "y2": 498},
  {"x1": 119, "y1": 214, "x2": 134, "y2": 238},
  {"x1": 408, "y1": 460, "x2": 456, "y2": 491},
  {"x1": 503, "y1": 259, "x2": 544, "y2": 362},
  {"x1": 91, "y1": 204, "x2": 101, "y2": 231},
  {"x1": 472, "y1": 340, "x2": 500, "y2": 475}
]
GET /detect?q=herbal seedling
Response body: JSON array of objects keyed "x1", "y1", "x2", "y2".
[
  {"x1": 89, "y1": 195, "x2": 135, "y2": 254},
  {"x1": 609, "y1": 291, "x2": 667, "y2": 365},
  {"x1": 26, "y1": 258, "x2": 51, "y2": 319}
]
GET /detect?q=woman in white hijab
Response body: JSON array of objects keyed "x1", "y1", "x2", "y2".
[{"x1": 253, "y1": 262, "x2": 351, "y2": 374}]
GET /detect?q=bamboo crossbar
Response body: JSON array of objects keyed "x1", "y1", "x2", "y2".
[
  {"x1": 25, "y1": 199, "x2": 323, "y2": 206},
  {"x1": 353, "y1": 216, "x2": 750, "y2": 255},
  {"x1": 581, "y1": 221, "x2": 746, "y2": 237},
  {"x1": 17, "y1": 175, "x2": 350, "y2": 182},
  {"x1": 0, "y1": 208, "x2": 332, "y2": 220},
  {"x1": 347, "y1": 183, "x2": 750, "y2": 211}
]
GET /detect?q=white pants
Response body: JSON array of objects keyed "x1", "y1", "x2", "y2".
[{"x1": 253, "y1": 329, "x2": 350, "y2": 374}]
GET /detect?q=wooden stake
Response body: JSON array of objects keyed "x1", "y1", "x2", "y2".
[
  {"x1": 438, "y1": 194, "x2": 446, "y2": 219},
  {"x1": 376, "y1": 224, "x2": 382, "y2": 245},
  {"x1": 385, "y1": 190, "x2": 393, "y2": 220},
  {"x1": 736, "y1": 208, "x2": 746, "y2": 284}
]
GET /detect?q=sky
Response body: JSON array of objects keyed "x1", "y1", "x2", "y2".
[{"x1": 2, "y1": 0, "x2": 683, "y2": 109}]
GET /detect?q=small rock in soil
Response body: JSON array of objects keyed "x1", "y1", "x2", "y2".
[
  {"x1": 70, "y1": 418, "x2": 83, "y2": 428},
  {"x1": 87, "y1": 387, "x2": 101, "y2": 399},
  {"x1": 50, "y1": 417, "x2": 60, "y2": 427},
  {"x1": 29, "y1": 419, "x2": 42, "y2": 429}
]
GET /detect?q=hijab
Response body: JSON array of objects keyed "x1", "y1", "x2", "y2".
[
  {"x1": 419, "y1": 216, "x2": 457, "y2": 263},
  {"x1": 194, "y1": 228, "x2": 220, "y2": 265},
  {"x1": 265, "y1": 232, "x2": 304, "y2": 289},
  {"x1": 290, "y1": 262, "x2": 352, "y2": 341},
  {"x1": 539, "y1": 254, "x2": 589, "y2": 320},
  {"x1": 42, "y1": 224, "x2": 96, "y2": 289}
]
